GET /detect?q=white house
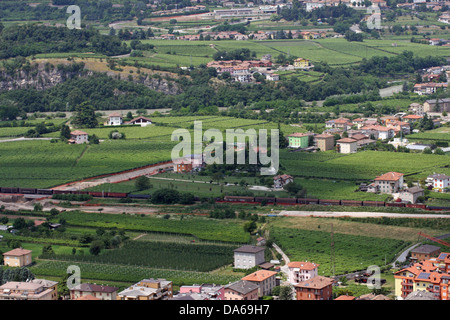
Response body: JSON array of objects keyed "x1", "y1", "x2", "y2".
[
  {"x1": 107, "y1": 112, "x2": 123, "y2": 126},
  {"x1": 430, "y1": 174, "x2": 450, "y2": 192},
  {"x1": 336, "y1": 138, "x2": 358, "y2": 154},
  {"x1": 233, "y1": 245, "x2": 265, "y2": 269},
  {"x1": 287, "y1": 261, "x2": 319, "y2": 285},
  {"x1": 69, "y1": 130, "x2": 89, "y2": 144},
  {"x1": 125, "y1": 116, "x2": 152, "y2": 127},
  {"x1": 398, "y1": 187, "x2": 424, "y2": 204}
]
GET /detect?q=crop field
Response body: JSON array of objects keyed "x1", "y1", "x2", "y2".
[
  {"x1": 30, "y1": 260, "x2": 242, "y2": 285},
  {"x1": 407, "y1": 126, "x2": 450, "y2": 143},
  {"x1": 280, "y1": 149, "x2": 450, "y2": 182},
  {"x1": 41, "y1": 241, "x2": 237, "y2": 272},
  {"x1": 134, "y1": 38, "x2": 450, "y2": 68},
  {"x1": 270, "y1": 225, "x2": 410, "y2": 276},
  {"x1": 59, "y1": 211, "x2": 250, "y2": 243}
]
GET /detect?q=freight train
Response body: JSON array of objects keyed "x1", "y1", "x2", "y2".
[{"x1": 0, "y1": 187, "x2": 448, "y2": 212}]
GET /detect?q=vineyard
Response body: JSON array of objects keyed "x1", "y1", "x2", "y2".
[
  {"x1": 30, "y1": 260, "x2": 242, "y2": 285},
  {"x1": 270, "y1": 226, "x2": 410, "y2": 276},
  {"x1": 41, "y1": 241, "x2": 237, "y2": 272},
  {"x1": 59, "y1": 211, "x2": 251, "y2": 243}
]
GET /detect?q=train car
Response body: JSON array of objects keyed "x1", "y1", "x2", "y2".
[
  {"x1": 319, "y1": 199, "x2": 341, "y2": 206},
  {"x1": 362, "y1": 200, "x2": 385, "y2": 207},
  {"x1": 18, "y1": 188, "x2": 37, "y2": 194},
  {"x1": 405, "y1": 203, "x2": 427, "y2": 210},
  {"x1": 223, "y1": 196, "x2": 255, "y2": 203},
  {"x1": 71, "y1": 191, "x2": 89, "y2": 195},
  {"x1": 106, "y1": 192, "x2": 129, "y2": 198},
  {"x1": 128, "y1": 194, "x2": 151, "y2": 199},
  {"x1": 341, "y1": 200, "x2": 363, "y2": 207},
  {"x1": 53, "y1": 189, "x2": 73, "y2": 195},
  {"x1": 386, "y1": 202, "x2": 406, "y2": 208},
  {"x1": 275, "y1": 198, "x2": 297, "y2": 204},
  {"x1": 87, "y1": 191, "x2": 105, "y2": 197},
  {"x1": 36, "y1": 189, "x2": 54, "y2": 195},
  {"x1": 426, "y1": 206, "x2": 450, "y2": 211},
  {"x1": 297, "y1": 198, "x2": 319, "y2": 205},
  {"x1": 255, "y1": 197, "x2": 276, "y2": 204},
  {"x1": 0, "y1": 187, "x2": 19, "y2": 193}
]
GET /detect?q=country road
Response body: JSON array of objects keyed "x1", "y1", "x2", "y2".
[{"x1": 52, "y1": 161, "x2": 174, "y2": 191}]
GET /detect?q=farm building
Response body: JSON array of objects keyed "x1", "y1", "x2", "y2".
[
  {"x1": 106, "y1": 112, "x2": 123, "y2": 126},
  {"x1": 2, "y1": 248, "x2": 32, "y2": 267},
  {"x1": 125, "y1": 116, "x2": 152, "y2": 127},
  {"x1": 68, "y1": 130, "x2": 89, "y2": 144},
  {"x1": 373, "y1": 172, "x2": 404, "y2": 194},
  {"x1": 233, "y1": 245, "x2": 265, "y2": 269},
  {"x1": 273, "y1": 174, "x2": 293, "y2": 189},
  {"x1": 336, "y1": 137, "x2": 357, "y2": 154},
  {"x1": 314, "y1": 133, "x2": 334, "y2": 151}
]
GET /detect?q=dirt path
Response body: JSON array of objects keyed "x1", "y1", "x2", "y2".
[
  {"x1": 52, "y1": 161, "x2": 174, "y2": 191},
  {"x1": 278, "y1": 210, "x2": 450, "y2": 218}
]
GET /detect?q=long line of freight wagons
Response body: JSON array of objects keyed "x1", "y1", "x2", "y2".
[{"x1": 0, "y1": 187, "x2": 448, "y2": 211}]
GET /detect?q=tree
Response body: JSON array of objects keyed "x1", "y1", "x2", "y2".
[
  {"x1": 135, "y1": 176, "x2": 152, "y2": 191},
  {"x1": 60, "y1": 124, "x2": 71, "y2": 140},
  {"x1": 89, "y1": 240, "x2": 103, "y2": 256},
  {"x1": 72, "y1": 102, "x2": 98, "y2": 128},
  {"x1": 278, "y1": 286, "x2": 293, "y2": 300}
]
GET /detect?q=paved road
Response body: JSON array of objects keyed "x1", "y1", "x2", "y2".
[{"x1": 278, "y1": 210, "x2": 450, "y2": 218}]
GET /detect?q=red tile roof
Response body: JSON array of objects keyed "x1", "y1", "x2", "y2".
[
  {"x1": 3, "y1": 248, "x2": 32, "y2": 256},
  {"x1": 374, "y1": 172, "x2": 404, "y2": 181},
  {"x1": 288, "y1": 261, "x2": 319, "y2": 270}
]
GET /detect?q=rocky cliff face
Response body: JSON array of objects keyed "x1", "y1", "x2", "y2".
[{"x1": 0, "y1": 62, "x2": 182, "y2": 95}]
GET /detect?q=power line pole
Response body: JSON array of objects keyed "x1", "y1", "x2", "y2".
[{"x1": 330, "y1": 223, "x2": 335, "y2": 277}]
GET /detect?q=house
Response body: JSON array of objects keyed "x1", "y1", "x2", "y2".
[
  {"x1": 294, "y1": 276, "x2": 334, "y2": 300},
  {"x1": 387, "y1": 121, "x2": 411, "y2": 135},
  {"x1": 314, "y1": 133, "x2": 335, "y2": 151},
  {"x1": 68, "y1": 130, "x2": 88, "y2": 144},
  {"x1": 265, "y1": 72, "x2": 279, "y2": 81},
  {"x1": 233, "y1": 245, "x2": 265, "y2": 269},
  {"x1": 402, "y1": 114, "x2": 423, "y2": 123},
  {"x1": 293, "y1": 58, "x2": 311, "y2": 69},
  {"x1": 410, "y1": 245, "x2": 441, "y2": 262},
  {"x1": 273, "y1": 174, "x2": 293, "y2": 189},
  {"x1": 0, "y1": 279, "x2": 58, "y2": 300},
  {"x1": 405, "y1": 290, "x2": 439, "y2": 300},
  {"x1": 107, "y1": 112, "x2": 123, "y2": 126},
  {"x1": 174, "y1": 161, "x2": 193, "y2": 173},
  {"x1": 287, "y1": 132, "x2": 313, "y2": 148},
  {"x1": 325, "y1": 118, "x2": 352, "y2": 131},
  {"x1": 177, "y1": 284, "x2": 224, "y2": 300},
  {"x1": 241, "y1": 270, "x2": 277, "y2": 297},
  {"x1": 349, "y1": 133, "x2": 376, "y2": 148},
  {"x1": 423, "y1": 98, "x2": 450, "y2": 113},
  {"x1": 69, "y1": 283, "x2": 119, "y2": 300},
  {"x1": 125, "y1": 116, "x2": 152, "y2": 127},
  {"x1": 224, "y1": 280, "x2": 259, "y2": 300},
  {"x1": 117, "y1": 279, "x2": 173, "y2": 300},
  {"x1": 413, "y1": 82, "x2": 447, "y2": 95},
  {"x1": 398, "y1": 186, "x2": 424, "y2": 204},
  {"x1": 287, "y1": 261, "x2": 319, "y2": 285},
  {"x1": 394, "y1": 259, "x2": 450, "y2": 300},
  {"x1": 430, "y1": 174, "x2": 450, "y2": 192},
  {"x1": 374, "y1": 172, "x2": 404, "y2": 193},
  {"x1": 336, "y1": 137, "x2": 358, "y2": 154},
  {"x1": 409, "y1": 103, "x2": 425, "y2": 116},
  {"x1": 3, "y1": 248, "x2": 32, "y2": 267}
]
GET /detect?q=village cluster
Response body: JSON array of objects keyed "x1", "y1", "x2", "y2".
[{"x1": 0, "y1": 243, "x2": 449, "y2": 300}]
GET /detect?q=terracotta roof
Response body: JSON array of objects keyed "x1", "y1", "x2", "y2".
[
  {"x1": 288, "y1": 132, "x2": 312, "y2": 137},
  {"x1": 3, "y1": 248, "x2": 32, "y2": 256},
  {"x1": 241, "y1": 270, "x2": 277, "y2": 282},
  {"x1": 294, "y1": 276, "x2": 334, "y2": 289},
  {"x1": 314, "y1": 133, "x2": 334, "y2": 139},
  {"x1": 108, "y1": 112, "x2": 122, "y2": 117},
  {"x1": 337, "y1": 138, "x2": 357, "y2": 143},
  {"x1": 374, "y1": 172, "x2": 404, "y2": 181},
  {"x1": 288, "y1": 261, "x2": 319, "y2": 270},
  {"x1": 70, "y1": 130, "x2": 88, "y2": 135},
  {"x1": 335, "y1": 295, "x2": 355, "y2": 300},
  {"x1": 403, "y1": 115, "x2": 423, "y2": 119}
]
